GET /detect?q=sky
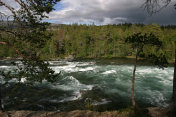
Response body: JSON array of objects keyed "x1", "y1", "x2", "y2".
[
  {"x1": 48, "y1": 0, "x2": 176, "y2": 25},
  {"x1": 0, "y1": 0, "x2": 176, "y2": 25}
]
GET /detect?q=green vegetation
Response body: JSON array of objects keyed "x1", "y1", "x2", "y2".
[
  {"x1": 125, "y1": 32, "x2": 168, "y2": 107},
  {"x1": 0, "y1": 0, "x2": 60, "y2": 112},
  {"x1": 2, "y1": 23, "x2": 174, "y2": 61},
  {"x1": 0, "y1": 0, "x2": 176, "y2": 115}
]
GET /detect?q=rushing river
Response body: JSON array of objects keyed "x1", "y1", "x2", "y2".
[{"x1": 0, "y1": 60, "x2": 174, "y2": 111}]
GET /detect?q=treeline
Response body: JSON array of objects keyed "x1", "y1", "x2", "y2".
[{"x1": 1, "y1": 23, "x2": 176, "y2": 61}]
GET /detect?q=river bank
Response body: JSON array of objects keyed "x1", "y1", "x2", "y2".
[
  {"x1": 0, "y1": 107, "x2": 169, "y2": 117},
  {"x1": 0, "y1": 56, "x2": 174, "y2": 66}
]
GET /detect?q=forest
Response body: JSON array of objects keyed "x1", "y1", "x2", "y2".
[
  {"x1": 1, "y1": 23, "x2": 175, "y2": 62},
  {"x1": 1, "y1": 0, "x2": 176, "y2": 116}
]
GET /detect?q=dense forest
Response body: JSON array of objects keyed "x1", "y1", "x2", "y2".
[{"x1": 1, "y1": 23, "x2": 176, "y2": 62}]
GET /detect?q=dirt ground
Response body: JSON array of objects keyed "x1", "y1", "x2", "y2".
[{"x1": 0, "y1": 107, "x2": 170, "y2": 117}]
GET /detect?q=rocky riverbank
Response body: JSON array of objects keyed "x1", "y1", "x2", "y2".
[{"x1": 0, "y1": 107, "x2": 169, "y2": 117}]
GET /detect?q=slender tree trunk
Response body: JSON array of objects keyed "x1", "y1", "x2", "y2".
[
  {"x1": 171, "y1": 44, "x2": 176, "y2": 116},
  {"x1": 0, "y1": 84, "x2": 1, "y2": 111},
  {"x1": 131, "y1": 49, "x2": 138, "y2": 107},
  {"x1": 173, "y1": 47, "x2": 176, "y2": 105},
  {"x1": 0, "y1": 83, "x2": 3, "y2": 112}
]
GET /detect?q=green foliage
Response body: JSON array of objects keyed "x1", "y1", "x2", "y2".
[
  {"x1": 1, "y1": 23, "x2": 176, "y2": 62},
  {"x1": 125, "y1": 32, "x2": 168, "y2": 68},
  {"x1": 125, "y1": 33, "x2": 162, "y2": 48},
  {"x1": 0, "y1": 0, "x2": 60, "y2": 111},
  {"x1": 148, "y1": 53, "x2": 168, "y2": 68},
  {"x1": 32, "y1": 24, "x2": 175, "y2": 61},
  {"x1": 8, "y1": 58, "x2": 58, "y2": 84},
  {"x1": 0, "y1": 0, "x2": 60, "y2": 82}
]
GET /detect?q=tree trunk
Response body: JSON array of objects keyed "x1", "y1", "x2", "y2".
[
  {"x1": 0, "y1": 83, "x2": 3, "y2": 112},
  {"x1": 171, "y1": 45, "x2": 176, "y2": 116},
  {"x1": 173, "y1": 47, "x2": 176, "y2": 104},
  {"x1": 131, "y1": 49, "x2": 138, "y2": 107}
]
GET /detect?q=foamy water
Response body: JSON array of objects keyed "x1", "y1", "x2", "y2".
[{"x1": 0, "y1": 60, "x2": 174, "y2": 111}]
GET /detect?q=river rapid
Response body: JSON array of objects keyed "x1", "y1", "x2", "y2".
[{"x1": 0, "y1": 59, "x2": 174, "y2": 111}]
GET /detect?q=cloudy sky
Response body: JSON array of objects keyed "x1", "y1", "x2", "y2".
[
  {"x1": 48, "y1": 0, "x2": 176, "y2": 25},
  {"x1": 1, "y1": 0, "x2": 176, "y2": 25}
]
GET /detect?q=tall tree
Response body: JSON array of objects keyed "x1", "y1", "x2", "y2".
[
  {"x1": 125, "y1": 32, "x2": 168, "y2": 107},
  {"x1": 0, "y1": 0, "x2": 60, "y2": 111}
]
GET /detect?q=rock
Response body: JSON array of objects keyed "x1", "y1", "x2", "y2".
[
  {"x1": 148, "y1": 107, "x2": 168, "y2": 117},
  {"x1": 0, "y1": 111, "x2": 8, "y2": 117},
  {"x1": 65, "y1": 55, "x2": 74, "y2": 61}
]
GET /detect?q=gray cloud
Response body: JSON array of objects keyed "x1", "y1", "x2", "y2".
[
  {"x1": 0, "y1": 0, "x2": 175, "y2": 25},
  {"x1": 49, "y1": 0, "x2": 176, "y2": 25}
]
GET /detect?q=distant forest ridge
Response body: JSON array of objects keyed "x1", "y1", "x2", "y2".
[
  {"x1": 0, "y1": 23, "x2": 176, "y2": 61},
  {"x1": 49, "y1": 23, "x2": 176, "y2": 29}
]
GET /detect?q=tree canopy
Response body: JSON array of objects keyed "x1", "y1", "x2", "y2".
[
  {"x1": 125, "y1": 32, "x2": 168, "y2": 106},
  {"x1": 0, "y1": 0, "x2": 60, "y2": 111}
]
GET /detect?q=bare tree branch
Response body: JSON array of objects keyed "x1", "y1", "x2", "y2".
[
  {"x1": 0, "y1": 0, "x2": 22, "y2": 27},
  {"x1": 143, "y1": 0, "x2": 171, "y2": 15}
]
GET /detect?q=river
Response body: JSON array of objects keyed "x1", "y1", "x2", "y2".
[{"x1": 0, "y1": 59, "x2": 174, "y2": 111}]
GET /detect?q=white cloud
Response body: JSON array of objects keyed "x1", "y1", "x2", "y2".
[
  {"x1": 48, "y1": 0, "x2": 143, "y2": 24},
  {"x1": 48, "y1": 0, "x2": 176, "y2": 25}
]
